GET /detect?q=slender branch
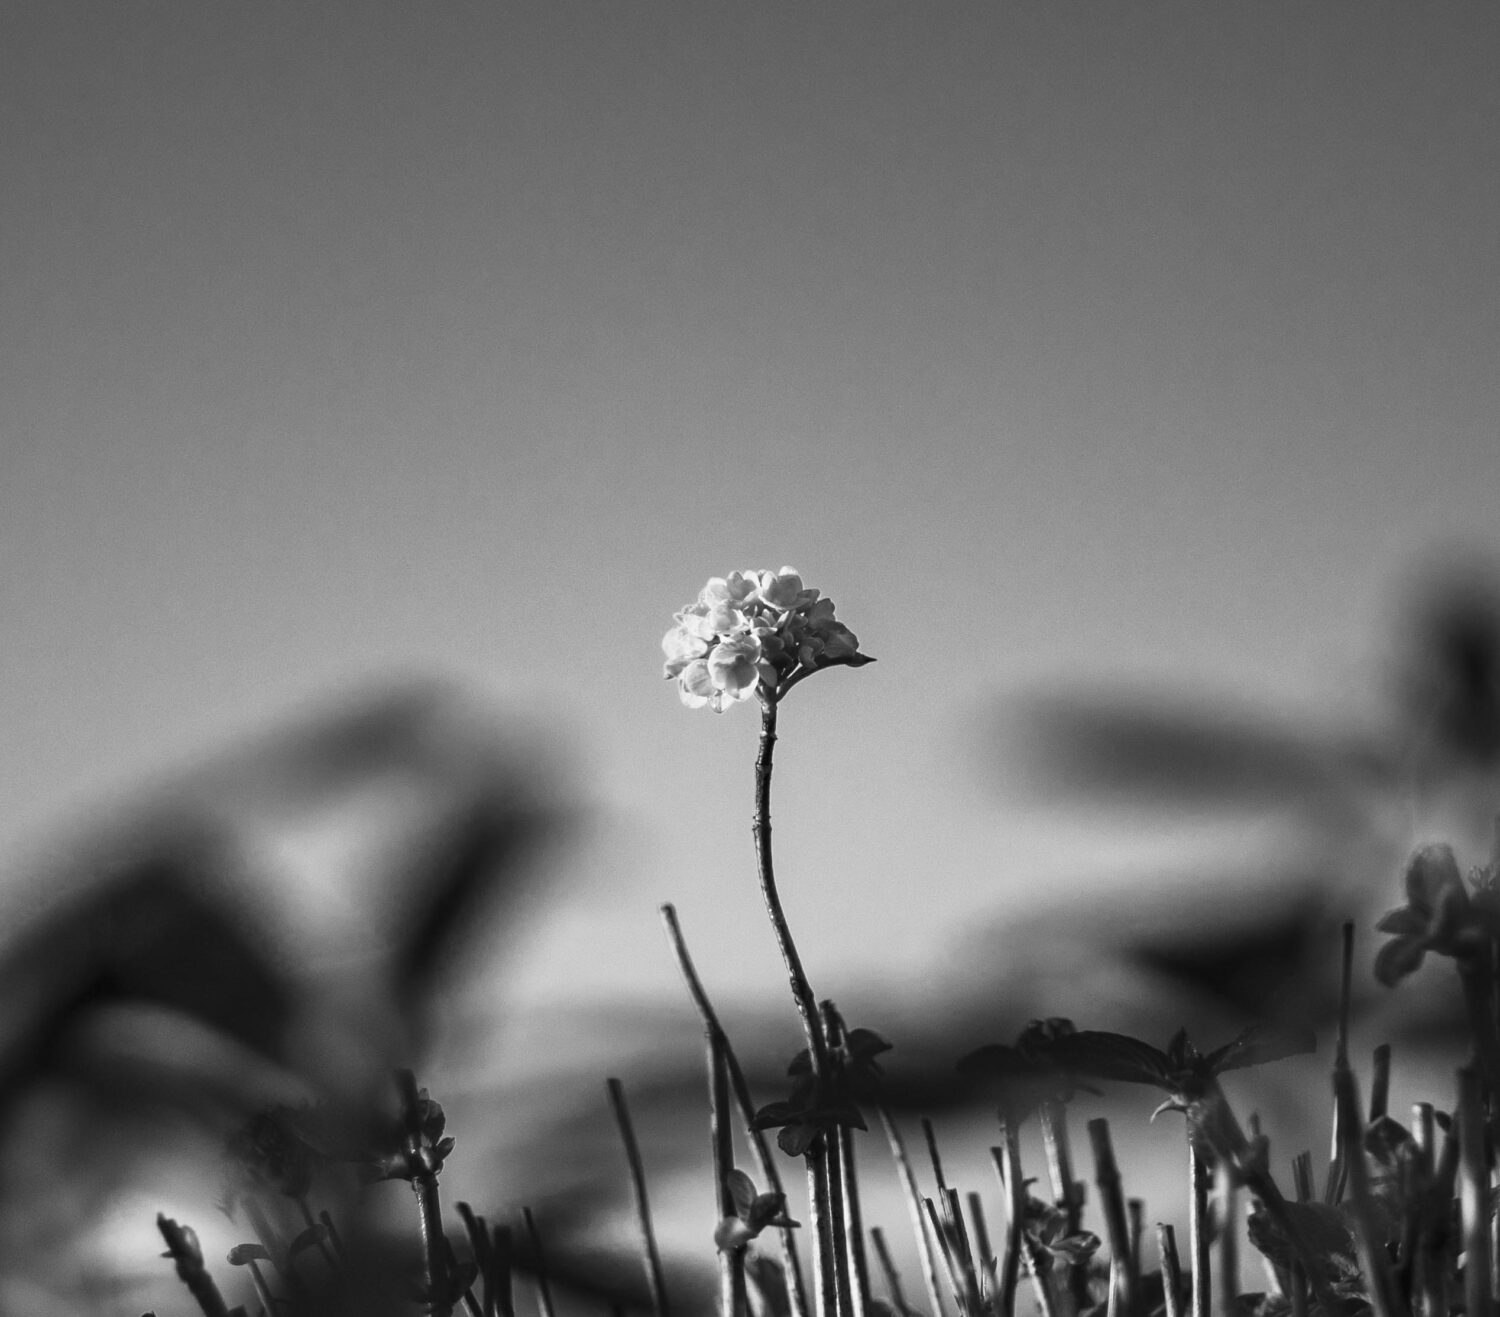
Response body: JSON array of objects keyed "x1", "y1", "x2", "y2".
[
  {"x1": 870, "y1": 1227, "x2": 915, "y2": 1317},
  {"x1": 659, "y1": 903, "x2": 810, "y2": 1317},
  {"x1": 1459, "y1": 1064, "x2": 1492, "y2": 1317},
  {"x1": 753, "y1": 700, "x2": 830, "y2": 1077},
  {"x1": 607, "y1": 1077, "x2": 671, "y2": 1317},
  {"x1": 1158, "y1": 1224, "x2": 1183, "y2": 1317},
  {"x1": 993, "y1": 1128, "x2": 1024, "y2": 1317},
  {"x1": 878, "y1": 1105, "x2": 948, "y2": 1317},
  {"x1": 1214, "y1": 1160, "x2": 1237, "y2": 1317},
  {"x1": 810, "y1": 1143, "x2": 839, "y2": 1317},
  {"x1": 1087, "y1": 1120, "x2": 1136, "y2": 1317},
  {"x1": 521, "y1": 1208, "x2": 558, "y2": 1317},
  {"x1": 753, "y1": 698, "x2": 840, "y2": 1316},
  {"x1": 397, "y1": 1071, "x2": 451, "y2": 1317},
  {"x1": 710, "y1": 1032, "x2": 749, "y2": 1317},
  {"x1": 1187, "y1": 1140, "x2": 1211, "y2": 1317}
]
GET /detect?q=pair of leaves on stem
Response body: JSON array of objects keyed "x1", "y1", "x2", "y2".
[
  {"x1": 714, "y1": 1169, "x2": 801, "y2": 1251},
  {"x1": 961, "y1": 1019, "x2": 1316, "y2": 1126},
  {"x1": 751, "y1": 1027, "x2": 892, "y2": 1157},
  {"x1": 1024, "y1": 1199, "x2": 1102, "y2": 1269}
]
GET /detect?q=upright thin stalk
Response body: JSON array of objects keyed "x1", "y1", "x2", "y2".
[
  {"x1": 824, "y1": 1001, "x2": 873, "y2": 1317},
  {"x1": 607, "y1": 1078, "x2": 671, "y2": 1317},
  {"x1": 752, "y1": 701, "x2": 829, "y2": 1074},
  {"x1": 870, "y1": 1227, "x2": 914, "y2": 1317},
  {"x1": 1088, "y1": 1120, "x2": 1136, "y2": 1317},
  {"x1": 824, "y1": 1131, "x2": 855, "y2": 1317},
  {"x1": 1157, "y1": 1224, "x2": 1183, "y2": 1317},
  {"x1": 711, "y1": 1033, "x2": 749, "y2": 1317},
  {"x1": 659, "y1": 903, "x2": 810, "y2": 1317},
  {"x1": 753, "y1": 700, "x2": 838, "y2": 1315},
  {"x1": 521, "y1": 1208, "x2": 558, "y2": 1317},
  {"x1": 1458, "y1": 1064, "x2": 1492, "y2": 1317},
  {"x1": 839, "y1": 1124, "x2": 872, "y2": 1317},
  {"x1": 878, "y1": 1105, "x2": 948, "y2": 1317},
  {"x1": 1215, "y1": 1158, "x2": 1238, "y2": 1316},
  {"x1": 1330, "y1": 945, "x2": 1404, "y2": 1317},
  {"x1": 398, "y1": 1070, "x2": 452, "y2": 1317},
  {"x1": 1187, "y1": 1142, "x2": 1211, "y2": 1317},
  {"x1": 993, "y1": 1127, "x2": 1025, "y2": 1317}
]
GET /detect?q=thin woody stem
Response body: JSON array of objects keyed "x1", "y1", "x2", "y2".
[
  {"x1": 755, "y1": 698, "x2": 839, "y2": 1315},
  {"x1": 660, "y1": 903, "x2": 810, "y2": 1317},
  {"x1": 754, "y1": 700, "x2": 830, "y2": 1076}
]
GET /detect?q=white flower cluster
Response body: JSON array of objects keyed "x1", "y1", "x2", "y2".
[{"x1": 661, "y1": 568, "x2": 862, "y2": 712}]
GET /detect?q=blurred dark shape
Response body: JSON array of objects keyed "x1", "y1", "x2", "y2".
[
  {"x1": 984, "y1": 554, "x2": 1500, "y2": 1058},
  {"x1": 1395, "y1": 557, "x2": 1500, "y2": 770},
  {"x1": 1114, "y1": 889, "x2": 1335, "y2": 1022},
  {"x1": 0, "y1": 821, "x2": 292, "y2": 1127},
  {"x1": 388, "y1": 796, "x2": 556, "y2": 1022},
  {"x1": 0, "y1": 676, "x2": 585, "y2": 1315},
  {"x1": 1013, "y1": 689, "x2": 1382, "y2": 812}
]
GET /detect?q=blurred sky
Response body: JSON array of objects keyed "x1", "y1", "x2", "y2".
[{"x1": 3, "y1": 2, "x2": 1499, "y2": 1035}]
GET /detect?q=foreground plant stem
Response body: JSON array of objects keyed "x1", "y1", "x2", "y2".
[
  {"x1": 1187, "y1": 1141, "x2": 1211, "y2": 1317},
  {"x1": 399, "y1": 1071, "x2": 453, "y2": 1317},
  {"x1": 608, "y1": 1077, "x2": 672, "y2": 1317},
  {"x1": 710, "y1": 1032, "x2": 749, "y2": 1317},
  {"x1": 754, "y1": 699, "x2": 839, "y2": 1314},
  {"x1": 753, "y1": 700, "x2": 831, "y2": 1076},
  {"x1": 660, "y1": 903, "x2": 810, "y2": 1317},
  {"x1": 877, "y1": 1104, "x2": 948, "y2": 1317}
]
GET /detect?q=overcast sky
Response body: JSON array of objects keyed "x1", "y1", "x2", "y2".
[{"x1": 4, "y1": 0, "x2": 1499, "y2": 1035}]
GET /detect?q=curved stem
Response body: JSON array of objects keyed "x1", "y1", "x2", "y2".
[
  {"x1": 754, "y1": 700, "x2": 830, "y2": 1076},
  {"x1": 755, "y1": 699, "x2": 839, "y2": 1315}
]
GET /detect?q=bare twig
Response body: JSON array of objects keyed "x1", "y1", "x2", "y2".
[
  {"x1": 660, "y1": 903, "x2": 809, "y2": 1317},
  {"x1": 608, "y1": 1077, "x2": 671, "y2": 1317},
  {"x1": 878, "y1": 1105, "x2": 948, "y2": 1317}
]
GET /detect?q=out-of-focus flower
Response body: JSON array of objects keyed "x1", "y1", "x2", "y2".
[
  {"x1": 662, "y1": 568, "x2": 873, "y2": 712},
  {"x1": 1374, "y1": 842, "x2": 1500, "y2": 985}
]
